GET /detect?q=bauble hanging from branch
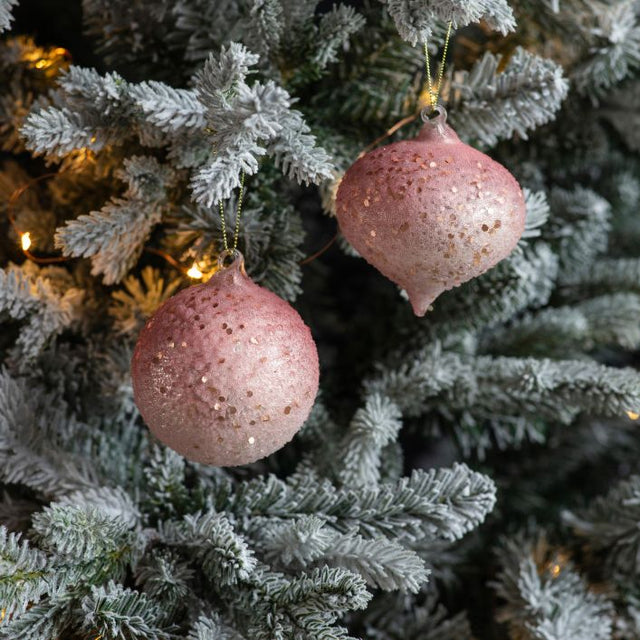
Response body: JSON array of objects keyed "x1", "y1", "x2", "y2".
[
  {"x1": 131, "y1": 250, "x2": 319, "y2": 467},
  {"x1": 335, "y1": 106, "x2": 526, "y2": 316}
]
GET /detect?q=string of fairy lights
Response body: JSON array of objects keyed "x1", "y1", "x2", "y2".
[{"x1": 8, "y1": 172, "x2": 334, "y2": 281}]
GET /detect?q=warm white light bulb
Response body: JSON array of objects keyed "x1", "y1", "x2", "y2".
[
  {"x1": 187, "y1": 262, "x2": 203, "y2": 279},
  {"x1": 20, "y1": 232, "x2": 32, "y2": 251}
]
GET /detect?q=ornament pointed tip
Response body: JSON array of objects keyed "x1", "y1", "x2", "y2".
[
  {"x1": 410, "y1": 298, "x2": 434, "y2": 317},
  {"x1": 407, "y1": 285, "x2": 445, "y2": 316}
]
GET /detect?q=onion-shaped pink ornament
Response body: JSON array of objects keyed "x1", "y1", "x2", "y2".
[
  {"x1": 336, "y1": 107, "x2": 526, "y2": 316},
  {"x1": 131, "y1": 251, "x2": 319, "y2": 466}
]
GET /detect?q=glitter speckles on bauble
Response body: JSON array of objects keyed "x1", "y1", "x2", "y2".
[
  {"x1": 336, "y1": 108, "x2": 526, "y2": 316},
  {"x1": 131, "y1": 252, "x2": 319, "y2": 467}
]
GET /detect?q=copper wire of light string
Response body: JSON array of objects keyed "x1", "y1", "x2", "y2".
[
  {"x1": 219, "y1": 170, "x2": 246, "y2": 255},
  {"x1": 358, "y1": 113, "x2": 420, "y2": 159},
  {"x1": 423, "y1": 20, "x2": 454, "y2": 109},
  {"x1": 299, "y1": 232, "x2": 338, "y2": 265},
  {"x1": 7, "y1": 171, "x2": 69, "y2": 264}
]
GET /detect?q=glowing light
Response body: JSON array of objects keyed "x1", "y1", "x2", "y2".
[
  {"x1": 418, "y1": 86, "x2": 433, "y2": 109},
  {"x1": 0, "y1": 608, "x2": 5, "y2": 622},
  {"x1": 550, "y1": 563, "x2": 561, "y2": 578},
  {"x1": 187, "y1": 262, "x2": 203, "y2": 279},
  {"x1": 627, "y1": 411, "x2": 640, "y2": 420},
  {"x1": 21, "y1": 232, "x2": 32, "y2": 251},
  {"x1": 35, "y1": 59, "x2": 47, "y2": 69}
]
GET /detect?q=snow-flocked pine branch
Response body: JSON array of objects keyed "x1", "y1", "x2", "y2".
[
  {"x1": 449, "y1": 47, "x2": 569, "y2": 147},
  {"x1": 381, "y1": 0, "x2": 516, "y2": 45}
]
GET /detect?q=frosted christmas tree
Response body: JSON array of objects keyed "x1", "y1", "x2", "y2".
[{"x1": 2, "y1": 0, "x2": 640, "y2": 638}]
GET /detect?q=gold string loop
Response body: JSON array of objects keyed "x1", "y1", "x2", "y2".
[
  {"x1": 423, "y1": 21, "x2": 454, "y2": 110},
  {"x1": 218, "y1": 170, "x2": 246, "y2": 255}
]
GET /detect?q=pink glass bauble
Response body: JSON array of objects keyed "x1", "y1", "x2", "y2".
[
  {"x1": 336, "y1": 108, "x2": 526, "y2": 316},
  {"x1": 131, "y1": 251, "x2": 319, "y2": 466}
]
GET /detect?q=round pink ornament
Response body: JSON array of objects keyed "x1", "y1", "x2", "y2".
[
  {"x1": 336, "y1": 108, "x2": 526, "y2": 316},
  {"x1": 131, "y1": 251, "x2": 319, "y2": 466}
]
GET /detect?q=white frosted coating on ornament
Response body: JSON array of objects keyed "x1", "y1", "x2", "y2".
[
  {"x1": 335, "y1": 120, "x2": 526, "y2": 316},
  {"x1": 131, "y1": 257, "x2": 319, "y2": 466}
]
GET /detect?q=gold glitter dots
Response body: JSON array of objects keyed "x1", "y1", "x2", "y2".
[
  {"x1": 429, "y1": 161, "x2": 437, "y2": 168},
  {"x1": 250, "y1": 337, "x2": 258, "y2": 344},
  {"x1": 248, "y1": 436, "x2": 255, "y2": 445}
]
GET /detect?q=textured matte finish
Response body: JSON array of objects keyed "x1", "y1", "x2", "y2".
[
  {"x1": 336, "y1": 117, "x2": 526, "y2": 315},
  {"x1": 131, "y1": 256, "x2": 319, "y2": 466}
]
